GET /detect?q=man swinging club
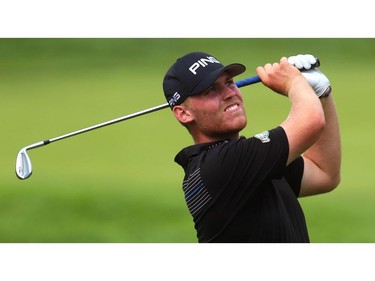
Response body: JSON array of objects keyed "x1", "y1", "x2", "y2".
[{"x1": 163, "y1": 52, "x2": 341, "y2": 242}]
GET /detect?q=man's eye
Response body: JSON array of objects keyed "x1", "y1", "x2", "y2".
[
  {"x1": 204, "y1": 87, "x2": 216, "y2": 94},
  {"x1": 226, "y1": 80, "x2": 234, "y2": 86}
]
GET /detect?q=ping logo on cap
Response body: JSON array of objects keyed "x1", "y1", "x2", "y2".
[
  {"x1": 168, "y1": 92, "x2": 181, "y2": 107},
  {"x1": 189, "y1": 56, "x2": 221, "y2": 75}
]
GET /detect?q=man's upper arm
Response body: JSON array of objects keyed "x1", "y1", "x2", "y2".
[{"x1": 299, "y1": 156, "x2": 336, "y2": 197}]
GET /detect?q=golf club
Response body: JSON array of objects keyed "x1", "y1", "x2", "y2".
[
  {"x1": 15, "y1": 58, "x2": 321, "y2": 180},
  {"x1": 15, "y1": 74, "x2": 262, "y2": 180}
]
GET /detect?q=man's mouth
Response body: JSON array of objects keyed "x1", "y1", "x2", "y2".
[{"x1": 225, "y1": 104, "x2": 239, "y2": 112}]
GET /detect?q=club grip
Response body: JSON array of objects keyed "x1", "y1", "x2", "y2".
[
  {"x1": 235, "y1": 75, "x2": 261, "y2": 88},
  {"x1": 235, "y1": 57, "x2": 321, "y2": 88},
  {"x1": 313, "y1": 58, "x2": 320, "y2": 68}
]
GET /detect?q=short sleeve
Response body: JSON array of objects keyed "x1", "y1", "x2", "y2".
[
  {"x1": 284, "y1": 156, "x2": 305, "y2": 197},
  {"x1": 201, "y1": 126, "x2": 290, "y2": 198}
]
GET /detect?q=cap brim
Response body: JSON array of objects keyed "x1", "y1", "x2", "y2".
[{"x1": 192, "y1": 63, "x2": 246, "y2": 95}]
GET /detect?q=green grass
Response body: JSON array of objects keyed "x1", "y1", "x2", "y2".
[{"x1": 1, "y1": 38, "x2": 375, "y2": 242}]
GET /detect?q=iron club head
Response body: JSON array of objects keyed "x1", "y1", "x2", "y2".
[
  {"x1": 15, "y1": 141, "x2": 46, "y2": 180},
  {"x1": 15, "y1": 148, "x2": 33, "y2": 180}
]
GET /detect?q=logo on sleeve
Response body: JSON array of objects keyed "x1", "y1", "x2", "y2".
[{"x1": 254, "y1": 131, "x2": 270, "y2": 143}]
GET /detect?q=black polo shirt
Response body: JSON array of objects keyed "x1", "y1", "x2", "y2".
[{"x1": 174, "y1": 126, "x2": 309, "y2": 242}]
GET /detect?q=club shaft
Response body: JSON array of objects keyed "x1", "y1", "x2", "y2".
[
  {"x1": 27, "y1": 74, "x2": 261, "y2": 148},
  {"x1": 48, "y1": 103, "x2": 169, "y2": 144}
]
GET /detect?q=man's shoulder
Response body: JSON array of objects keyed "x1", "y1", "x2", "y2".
[{"x1": 174, "y1": 140, "x2": 222, "y2": 166}]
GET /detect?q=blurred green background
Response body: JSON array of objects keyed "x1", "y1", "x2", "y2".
[{"x1": 1, "y1": 38, "x2": 374, "y2": 242}]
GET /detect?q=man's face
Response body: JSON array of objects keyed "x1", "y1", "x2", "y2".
[{"x1": 183, "y1": 72, "x2": 247, "y2": 142}]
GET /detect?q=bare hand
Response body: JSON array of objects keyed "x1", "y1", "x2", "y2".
[{"x1": 256, "y1": 57, "x2": 303, "y2": 96}]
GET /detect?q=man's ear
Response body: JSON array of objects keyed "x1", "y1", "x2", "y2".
[{"x1": 172, "y1": 105, "x2": 193, "y2": 124}]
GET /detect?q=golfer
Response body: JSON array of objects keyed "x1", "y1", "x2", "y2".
[{"x1": 163, "y1": 52, "x2": 341, "y2": 242}]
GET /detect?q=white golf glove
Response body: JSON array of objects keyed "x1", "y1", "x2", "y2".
[{"x1": 288, "y1": 54, "x2": 332, "y2": 98}]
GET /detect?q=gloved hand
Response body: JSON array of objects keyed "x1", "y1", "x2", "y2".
[
  {"x1": 288, "y1": 54, "x2": 319, "y2": 70},
  {"x1": 299, "y1": 69, "x2": 332, "y2": 98},
  {"x1": 288, "y1": 54, "x2": 332, "y2": 98}
]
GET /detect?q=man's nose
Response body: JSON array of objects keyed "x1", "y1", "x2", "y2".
[{"x1": 223, "y1": 87, "x2": 237, "y2": 100}]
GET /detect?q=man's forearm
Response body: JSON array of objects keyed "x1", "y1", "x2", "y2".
[{"x1": 281, "y1": 76, "x2": 326, "y2": 165}]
